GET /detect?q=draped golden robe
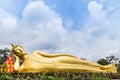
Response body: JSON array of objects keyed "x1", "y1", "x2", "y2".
[{"x1": 11, "y1": 44, "x2": 117, "y2": 73}]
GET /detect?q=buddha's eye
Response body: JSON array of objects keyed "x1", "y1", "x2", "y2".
[{"x1": 16, "y1": 49, "x2": 22, "y2": 53}]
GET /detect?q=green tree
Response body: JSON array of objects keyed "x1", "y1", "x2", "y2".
[
  {"x1": 97, "y1": 58, "x2": 110, "y2": 65},
  {"x1": 0, "y1": 48, "x2": 10, "y2": 64},
  {"x1": 97, "y1": 55, "x2": 120, "y2": 73},
  {"x1": 116, "y1": 60, "x2": 120, "y2": 73},
  {"x1": 106, "y1": 55, "x2": 118, "y2": 64},
  {"x1": 97, "y1": 55, "x2": 118, "y2": 65}
]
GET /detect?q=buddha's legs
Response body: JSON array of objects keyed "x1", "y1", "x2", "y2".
[{"x1": 56, "y1": 56, "x2": 107, "y2": 72}]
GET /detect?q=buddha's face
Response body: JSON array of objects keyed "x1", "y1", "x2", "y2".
[{"x1": 11, "y1": 44, "x2": 27, "y2": 58}]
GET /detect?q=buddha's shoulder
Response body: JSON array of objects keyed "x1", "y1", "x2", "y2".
[
  {"x1": 29, "y1": 50, "x2": 46, "y2": 56},
  {"x1": 32, "y1": 50, "x2": 46, "y2": 54}
]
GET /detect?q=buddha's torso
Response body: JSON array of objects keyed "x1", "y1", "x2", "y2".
[{"x1": 19, "y1": 50, "x2": 81, "y2": 72}]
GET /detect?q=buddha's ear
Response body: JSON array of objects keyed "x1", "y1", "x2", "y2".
[{"x1": 11, "y1": 43, "x2": 16, "y2": 48}]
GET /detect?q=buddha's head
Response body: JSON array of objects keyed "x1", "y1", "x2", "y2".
[{"x1": 11, "y1": 44, "x2": 27, "y2": 59}]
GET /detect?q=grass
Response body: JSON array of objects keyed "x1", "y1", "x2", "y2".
[{"x1": 0, "y1": 72, "x2": 120, "y2": 80}]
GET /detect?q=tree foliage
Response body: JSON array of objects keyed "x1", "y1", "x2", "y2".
[
  {"x1": 97, "y1": 55, "x2": 119, "y2": 65},
  {"x1": 97, "y1": 55, "x2": 120, "y2": 73},
  {"x1": 0, "y1": 48, "x2": 10, "y2": 64},
  {"x1": 97, "y1": 58, "x2": 110, "y2": 65}
]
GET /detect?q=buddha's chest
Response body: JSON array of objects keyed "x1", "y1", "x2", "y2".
[{"x1": 20, "y1": 57, "x2": 57, "y2": 72}]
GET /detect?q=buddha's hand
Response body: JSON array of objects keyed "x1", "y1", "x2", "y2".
[{"x1": 14, "y1": 54, "x2": 19, "y2": 60}]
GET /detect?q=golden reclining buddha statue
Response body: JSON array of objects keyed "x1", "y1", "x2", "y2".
[{"x1": 11, "y1": 44, "x2": 117, "y2": 73}]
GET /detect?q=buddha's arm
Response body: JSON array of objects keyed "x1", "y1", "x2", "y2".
[
  {"x1": 34, "y1": 50, "x2": 77, "y2": 58},
  {"x1": 14, "y1": 55, "x2": 20, "y2": 72}
]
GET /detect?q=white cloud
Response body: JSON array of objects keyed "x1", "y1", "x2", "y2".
[
  {"x1": 16, "y1": 1, "x2": 66, "y2": 53},
  {"x1": 64, "y1": 19, "x2": 73, "y2": 30},
  {"x1": 83, "y1": 0, "x2": 120, "y2": 60},
  {"x1": 0, "y1": 0, "x2": 25, "y2": 17},
  {"x1": 0, "y1": 9, "x2": 17, "y2": 31},
  {"x1": 0, "y1": 0, "x2": 120, "y2": 61},
  {"x1": 88, "y1": 1, "x2": 106, "y2": 21},
  {"x1": 0, "y1": 8, "x2": 17, "y2": 46}
]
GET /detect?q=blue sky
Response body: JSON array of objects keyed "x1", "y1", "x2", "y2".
[
  {"x1": 0, "y1": 0, "x2": 120, "y2": 61},
  {"x1": 44, "y1": 0, "x2": 90, "y2": 30}
]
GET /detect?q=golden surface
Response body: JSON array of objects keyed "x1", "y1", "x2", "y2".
[{"x1": 11, "y1": 44, "x2": 117, "y2": 73}]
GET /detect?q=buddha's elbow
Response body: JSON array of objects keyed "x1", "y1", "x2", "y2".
[
  {"x1": 14, "y1": 65, "x2": 24, "y2": 72},
  {"x1": 14, "y1": 66, "x2": 19, "y2": 72}
]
